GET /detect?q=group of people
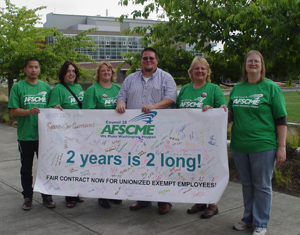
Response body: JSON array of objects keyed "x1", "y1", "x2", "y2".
[{"x1": 8, "y1": 47, "x2": 287, "y2": 235}]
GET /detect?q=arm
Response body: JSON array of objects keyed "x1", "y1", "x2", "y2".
[
  {"x1": 276, "y1": 124, "x2": 287, "y2": 165},
  {"x1": 116, "y1": 100, "x2": 126, "y2": 114},
  {"x1": 10, "y1": 107, "x2": 40, "y2": 116},
  {"x1": 116, "y1": 77, "x2": 130, "y2": 113},
  {"x1": 203, "y1": 85, "x2": 227, "y2": 112},
  {"x1": 141, "y1": 98, "x2": 174, "y2": 113}
]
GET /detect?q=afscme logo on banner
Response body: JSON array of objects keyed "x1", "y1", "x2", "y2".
[{"x1": 101, "y1": 111, "x2": 157, "y2": 135}]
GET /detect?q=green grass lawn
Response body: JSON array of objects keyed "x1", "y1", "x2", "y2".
[{"x1": 225, "y1": 91, "x2": 300, "y2": 123}]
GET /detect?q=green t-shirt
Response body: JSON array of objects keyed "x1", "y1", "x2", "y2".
[
  {"x1": 8, "y1": 80, "x2": 51, "y2": 141},
  {"x1": 228, "y1": 78, "x2": 287, "y2": 153},
  {"x1": 176, "y1": 82, "x2": 226, "y2": 109},
  {"x1": 48, "y1": 83, "x2": 84, "y2": 109},
  {"x1": 82, "y1": 83, "x2": 121, "y2": 109}
]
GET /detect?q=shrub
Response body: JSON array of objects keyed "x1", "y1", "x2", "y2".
[
  {"x1": 286, "y1": 125, "x2": 300, "y2": 148},
  {"x1": 0, "y1": 94, "x2": 8, "y2": 102},
  {"x1": 3, "y1": 113, "x2": 10, "y2": 123},
  {"x1": 273, "y1": 167, "x2": 292, "y2": 187},
  {"x1": 174, "y1": 77, "x2": 191, "y2": 86}
]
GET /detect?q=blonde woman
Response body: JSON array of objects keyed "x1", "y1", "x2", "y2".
[{"x1": 177, "y1": 56, "x2": 227, "y2": 219}]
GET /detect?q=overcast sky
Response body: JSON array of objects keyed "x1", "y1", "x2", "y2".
[{"x1": 0, "y1": 0, "x2": 154, "y2": 26}]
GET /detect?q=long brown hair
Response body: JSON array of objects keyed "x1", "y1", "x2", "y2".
[{"x1": 58, "y1": 61, "x2": 80, "y2": 84}]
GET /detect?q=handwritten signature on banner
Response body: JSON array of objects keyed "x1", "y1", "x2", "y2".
[{"x1": 35, "y1": 109, "x2": 229, "y2": 203}]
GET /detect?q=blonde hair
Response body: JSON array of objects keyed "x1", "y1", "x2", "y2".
[
  {"x1": 188, "y1": 57, "x2": 211, "y2": 82},
  {"x1": 95, "y1": 61, "x2": 116, "y2": 82}
]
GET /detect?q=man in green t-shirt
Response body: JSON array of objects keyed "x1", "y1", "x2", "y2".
[{"x1": 8, "y1": 58, "x2": 56, "y2": 210}]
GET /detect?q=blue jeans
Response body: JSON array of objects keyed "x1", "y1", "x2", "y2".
[{"x1": 231, "y1": 148, "x2": 276, "y2": 228}]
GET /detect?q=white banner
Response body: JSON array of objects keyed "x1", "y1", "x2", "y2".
[{"x1": 34, "y1": 109, "x2": 228, "y2": 203}]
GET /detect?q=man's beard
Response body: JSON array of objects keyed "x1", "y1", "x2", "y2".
[{"x1": 144, "y1": 67, "x2": 153, "y2": 72}]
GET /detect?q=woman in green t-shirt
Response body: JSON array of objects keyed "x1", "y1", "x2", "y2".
[
  {"x1": 228, "y1": 50, "x2": 287, "y2": 235},
  {"x1": 83, "y1": 61, "x2": 122, "y2": 209},
  {"x1": 48, "y1": 61, "x2": 84, "y2": 208},
  {"x1": 177, "y1": 56, "x2": 227, "y2": 219}
]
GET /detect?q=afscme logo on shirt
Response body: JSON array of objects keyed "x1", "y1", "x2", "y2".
[
  {"x1": 179, "y1": 97, "x2": 206, "y2": 108},
  {"x1": 232, "y1": 94, "x2": 263, "y2": 106},
  {"x1": 104, "y1": 98, "x2": 117, "y2": 105},
  {"x1": 24, "y1": 91, "x2": 47, "y2": 104},
  {"x1": 24, "y1": 96, "x2": 46, "y2": 103},
  {"x1": 70, "y1": 96, "x2": 83, "y2": 103},
  {"x1": 179, "y1": 102, "x2": 203, "y2": 108}
]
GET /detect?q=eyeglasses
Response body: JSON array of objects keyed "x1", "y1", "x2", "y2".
[
  {"x1": 246, "y1": 60, "x2": 261, "y2": 65},
  {"x1": 142, "y1": 57, "x2": 156, "y2": 61}
]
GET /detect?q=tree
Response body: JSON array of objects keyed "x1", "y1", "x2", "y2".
[
  {"x1": 117, "y1": 44, "x2": 193, "y2": 75},
  {"x1": 0, "y1": 0, "x2": 96, "y2": 96},
  {"x1": 119, "y1": 0, "x2": 300, "y2": 81}
]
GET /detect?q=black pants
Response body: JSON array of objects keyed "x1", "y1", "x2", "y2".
[{"x1": 18, "y1": 140, "x2": 50, "y2": 199}]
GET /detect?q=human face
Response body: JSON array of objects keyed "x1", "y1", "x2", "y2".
[
  {"x1": 246, "y1": 53, "x2": 262, "y2": 75},
  {"x1": 24, "y1": 61, "x2": 40, "y2": 80},
  {"x1": 141, "y1": 51, "x2": 158, "y2": 73},
  {"x1": 192, "y1": 62, "x2": 207, "y2": 83},
  {"x1": 99, "y1": 64, "x2": 112, "y2": 83},
  {"x1": 64, "y1": 65, "x2": 76, "y2": 84}
]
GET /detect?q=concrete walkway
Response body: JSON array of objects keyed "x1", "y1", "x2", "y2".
[{"x1": 0, "y1": 124, "x2": 299, "y2": 235}]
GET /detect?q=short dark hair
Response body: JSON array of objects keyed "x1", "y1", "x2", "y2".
[
  {"x1": 141, "y1": 47, "x2": 158, "y2": 59},
  {"x1": 58, "y1": 61, "x2": 81, "y2": 84},
  {"x1": 25, "y1": 58, "x2": 40, "y2": 68}
]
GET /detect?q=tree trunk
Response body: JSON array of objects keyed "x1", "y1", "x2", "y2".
[{"x1": 7, "y1": 75, "x2": 14, "y2": 98}]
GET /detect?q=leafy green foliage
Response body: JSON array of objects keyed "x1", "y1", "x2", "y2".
[
  {"x1": 285, "y1": 78, "x2": 293, "y2": 87},
  {"x1": 118, "y1": 0, "x2": 300, "y2": 81},
  {"x1": 0, "y1": 0, "x2": 96, "y2": 96}
]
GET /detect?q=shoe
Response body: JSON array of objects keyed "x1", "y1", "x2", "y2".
[
  {"x1": 98, "y1": 199, "x2": 111, "y2": 209},
  {"x1": 158, "y1": 203, "x2": 171, "y2": 215},
  {"x1": 130, "y1": 202, "x2": 147, "y2": 211},
  {"x1": 43, "y1": 196, "x2": 56, "y2": 208},
  {"x1": 233, "y1": 220, "x2": 252, "y2": 230},
  {"x1": 76, "y1": 197, "x2": 84, "y2": 202},
  {"x1": 109, "y1": 199, "x2": 122, "y2": 204},
  {"x1": 187, "y1": 204, "x2": 207, "y2": 214},
  {"x1": 66, "y1": 201, "x2": 76, "y2": 208},
  {"x1": 252, "y1": 227, "x2": 267, "y2": 235},
  {"x1": 200, "y1": 205, "x2": 218, "y2": 219},
  {"x1": 22, "y1": 198, "x2": 32, "y2": 211}
]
